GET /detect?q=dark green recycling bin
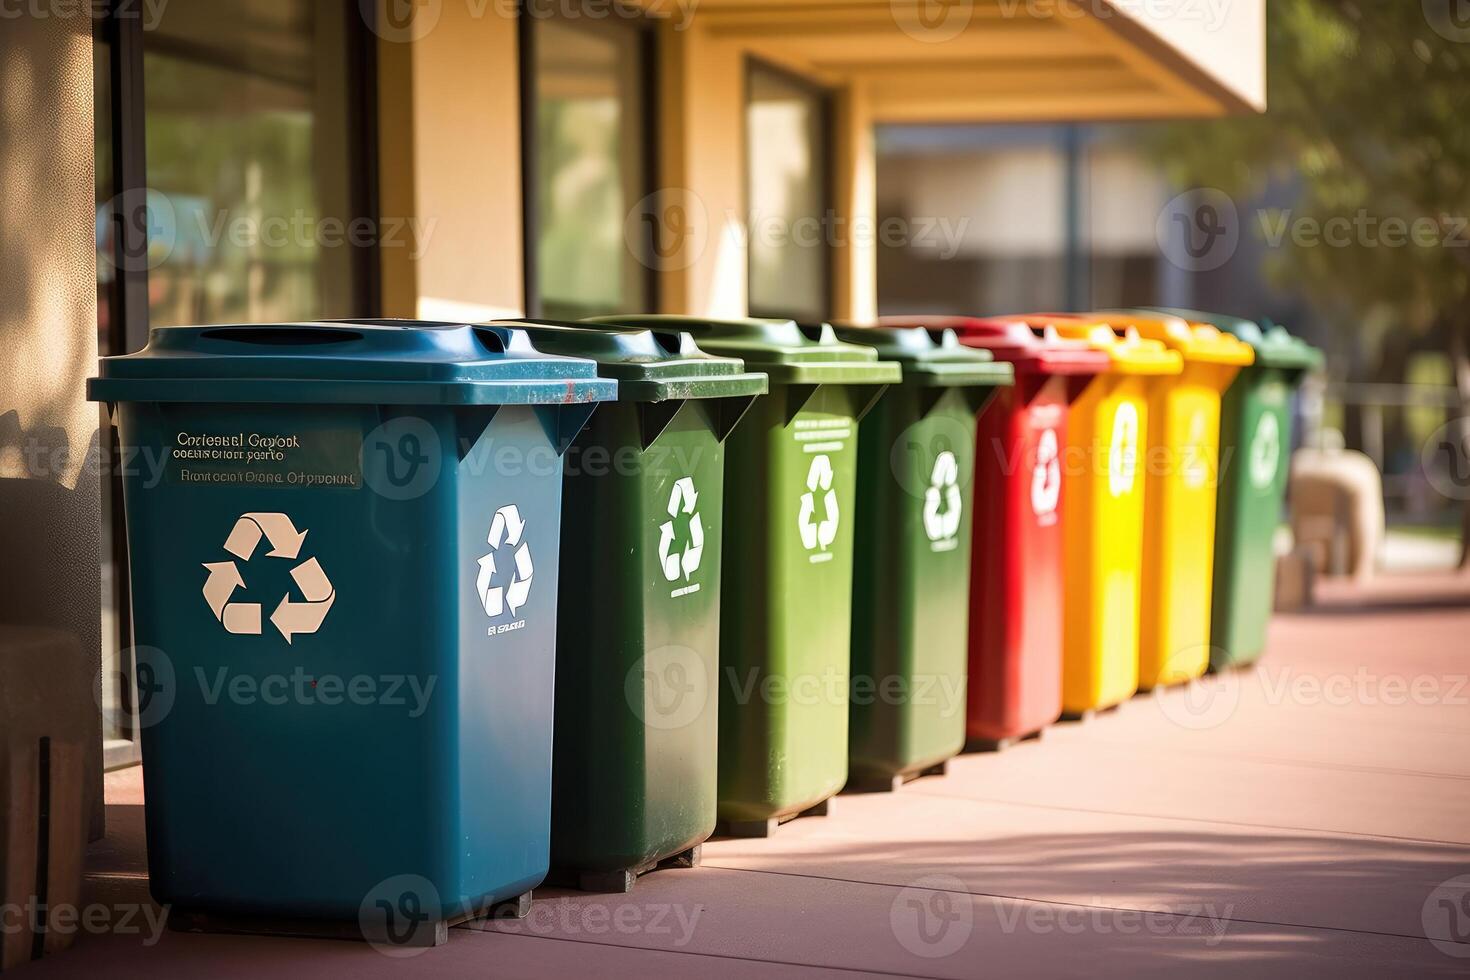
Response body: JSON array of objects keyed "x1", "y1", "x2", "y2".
[
  {"x1": 829, "y1": 324, "x2": 1013, "y2": 790},
  {"x1": 87, "y1": 320, "x2": 615, "y2": 943},
  {"x1": 588, "y1": 315, "x2": 900, "y2": 837},
  {"x1": 1148, "y1": 309, "x2": 1322, "y2": 670},
  {"x1": 501, "y1": 319, "x2": 766, "y2": 892}
]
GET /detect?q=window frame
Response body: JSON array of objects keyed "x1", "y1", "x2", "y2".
[
  {"x1": 743, "y1": 57, "x2": 835, "y2": 323},
  {"x1": 517, "y1": 0, "x2": 659, "y2": 319}
]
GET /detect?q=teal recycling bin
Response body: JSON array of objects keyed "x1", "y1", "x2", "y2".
[
  {"x1": 502, "y1": 320, "x2": 766, "y2": 892},
  {"x1": 88, "y1": 320, "x2": 615, "y2": 946}
]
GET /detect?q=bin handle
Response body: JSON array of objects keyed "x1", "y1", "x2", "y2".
[{"x1": 198, "y1": 326, "x2": 363, "y2": 346}]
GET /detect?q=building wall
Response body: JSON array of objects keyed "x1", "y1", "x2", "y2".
[
  {"x1": 376, "y1": 5, "x2": 525, "y2": 321},
  {"x1": 0, "y1": 14, "x2": 104, "y2": 834}
]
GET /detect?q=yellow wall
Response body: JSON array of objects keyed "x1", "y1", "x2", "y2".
[{"x1": 376, "y1": 4, "x2": 524, "y2": 321}]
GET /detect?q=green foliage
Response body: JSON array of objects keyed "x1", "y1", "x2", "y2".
[{"x1": 1146, "y1": 0, "x2": 1470, "y2": 335}]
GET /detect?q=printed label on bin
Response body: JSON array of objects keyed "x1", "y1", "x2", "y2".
[
  {"x1": 923, "y1": 450, "x2": 963, "y2": 552},
  {"x1": 1109, "y1": 403, "x2": 1140, "y2": 498},
  {"x1": 202, "y1": 511, "x2": 335, "y2": 643},
  {"x1": 168, "y1": 426, "x2": 363, "y2": 490},
  {"x1": 1030, "y1": 428, "x2": 1061, "y2": 524},
  {"x1": 658, "y1": 476, "x2": 704, "y2": 598},
  {"x1": 1249, "y1": 412, "x2": 1281, "y2": 491},
  {"x1": 477, "y1": 503, "x2": 532, "y2": 636}
]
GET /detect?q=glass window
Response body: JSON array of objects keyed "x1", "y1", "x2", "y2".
[
  {"x1": 876, "y1": 126, "x2": 1068, "y2": 316},
  {"x1": 141, "y1": 0, "x2": 365, "y2": 328},
  {"x1": 93, "y1": 1, "x2": 372, "y2": 767},
  {"x1": 530, "y1": 10, "x2": 651, "y2": 319},
  {"x1": 746, "y1": 63, "x2": 830, "y2": 322}
]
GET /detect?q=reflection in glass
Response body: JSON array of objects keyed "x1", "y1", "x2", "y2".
[
  {"x1": 142, "y1": 0, "x2": 357, "y2": 327},
  {"x1": 747, "y1": 65, "x2": 829, "y2": 322},
  {"x1": 533, "y1": 16, "x2": 649, "y2": 319}
]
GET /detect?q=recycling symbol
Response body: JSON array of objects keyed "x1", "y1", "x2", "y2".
[
  {"x1": 202, "y1": 512, "x2": 335, "y2": 644},
  {"x1": 1030, "y1": 429, "x2": 1061, "y2": 518},
  {"x1": 658, "y1": 476, "x2": 704, "y2": 582},
  {"x1": 1109, "y1": 402, "x2": 1140, "y2": 498},
  {"x1": 798, "y1": 453, "x2": 839, "y2": 552},
  {"x1": 1249, "y1": 412, "x2": 1281, "y2": 490},
  {"x1": 923, "y1": 451, "x2": 963, "y2": 543},
  {"x1": 477, "y1": 504, "x2": 533, "y2": 618}
]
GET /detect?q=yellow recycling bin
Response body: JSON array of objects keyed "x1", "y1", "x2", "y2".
[
  {"x1": 1020, "y1": 315, "x2": 1180, "y2": 717},
  {"x1": 1098, "y1": 312, "x2": 1255, "y2": 690}
]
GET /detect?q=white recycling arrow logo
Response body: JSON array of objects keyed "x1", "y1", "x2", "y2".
[
  {"x1": 1249, "y1": 412, "x2": 1281, "y2": 490},
  {"x1": 1108, "y1": 402, "x2": 1140, "y2": 498},
  {"x1": 658, "y1": 477, "x2": 704, "y2": 582},
  {"x1": 923, "y1": 450, "x2": 963, "y2": 543},
  {"x1": 798, "y1": 453, "x2": 840, "y2": 552},
  {"x1": 1030, "y1": 429, "x2": 1062, "y2": 518},
  {"x1": 477, "y1": 504, "x2": 533, "y2": 618},
  {"x1": 202, "y1": 512, "x2": 335, "y2": 644}
]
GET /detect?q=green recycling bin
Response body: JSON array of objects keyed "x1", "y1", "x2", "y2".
[
  {"x1": 588, "y1": 315, "x2": 899, "y2": 837},
  {"x1": 1148, "y1": 309, "x2": 1322, "y2": 669},
  {"x1": 501, "y1": 320, "x2": 766, "y2": 892},
  {"x1": 829, "y1": 324, "x2": 1013, "y2": 790}
]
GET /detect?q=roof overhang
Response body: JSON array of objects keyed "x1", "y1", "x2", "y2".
[{"x1": 667, "y1": 0, "x2": 1264, "y2": 122}]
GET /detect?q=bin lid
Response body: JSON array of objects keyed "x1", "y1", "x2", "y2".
[
  {"x1": 582, "y1": 315, "x2": 901, "y2": 385},
  {"x1": 828, "y1": 323, "x2": 1014, "y2": 388},
  {"x1": 1143, "y1": 307, "x2": 1323, "y2": 371},
  {"x1": 1093, "y1": 310, "x2": 1256, "y2": 367},
  {"x1": 494, "y1": 319, "x2": 768, "y2": 402},
  {"x1": 1019, "y1": 313, "x2": 1182, "y2": 376},
  {"x1": 877, "y1": 315, "x2": 1108, "y2": 376},
  {"x1": 88, "y1": 319, "x2": 618, "y2": 406}
]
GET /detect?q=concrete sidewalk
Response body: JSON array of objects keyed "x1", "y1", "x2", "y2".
[{"x1": 29, "y1": 572, "x2": 1470, "y2": 977}]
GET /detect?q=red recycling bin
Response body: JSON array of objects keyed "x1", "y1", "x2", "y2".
[{"x1": 882, "y1": 316, "x2": 1107, "y2": 748}]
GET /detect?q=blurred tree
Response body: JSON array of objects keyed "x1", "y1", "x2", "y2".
[{"x1": 1146, "y1": 0, "x2": 1470, "y2": 564}]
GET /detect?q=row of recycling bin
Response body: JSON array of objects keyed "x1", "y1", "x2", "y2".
[{"x1": 89, "y1": 308, "x2": 1320, "y2": 943}]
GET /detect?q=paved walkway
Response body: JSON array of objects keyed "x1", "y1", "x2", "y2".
[{"x1": 30, "y1": 572, "x2": 1470, "y2": 978}]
